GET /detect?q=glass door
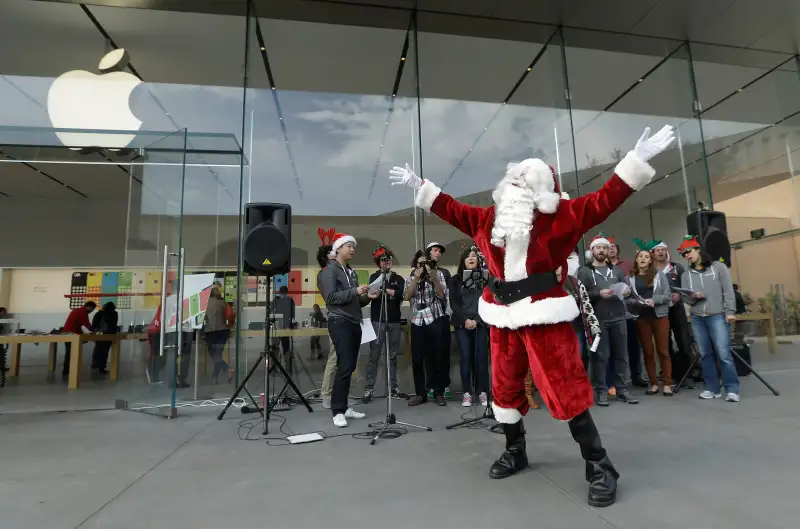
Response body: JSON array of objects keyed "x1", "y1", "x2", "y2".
[{"x1": 117, "y1": 129, "x2": 188, "y2": 417}]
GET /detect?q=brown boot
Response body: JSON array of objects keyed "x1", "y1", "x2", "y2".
[{"x1": 525, "y1": 370, "x2": 541, "y2": 410}]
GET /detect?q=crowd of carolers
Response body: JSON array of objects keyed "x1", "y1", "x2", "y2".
[{"x1": 310, "y1": 230, "x2": 745, "y2": 421}]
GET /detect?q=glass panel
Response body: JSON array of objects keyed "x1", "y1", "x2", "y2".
[
  {"x1": 120, "y1": 129, "x2": 187, "y2": 416},
  {"x1": 238, "y1": 5, "x2": 418, "y2": 404},
  {"x1": 690, "y1": 44, "x2": 800, "y2": 318},
  {"x1": 563, "y1": 30, "x2": 702, "y2": 263},
  {"x1": 416, "y1": 14, "x2": 572, "y2": 266}
]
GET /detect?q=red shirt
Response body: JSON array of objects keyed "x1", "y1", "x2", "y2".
[{"x1": 64, "y1": 308, "x2": 91, "y2": 334}]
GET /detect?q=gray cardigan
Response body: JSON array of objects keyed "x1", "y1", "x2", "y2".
[{"x1": 627, "y1": 271, "x2": 671, "y2": 318}]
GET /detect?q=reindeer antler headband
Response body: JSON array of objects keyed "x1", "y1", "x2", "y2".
[{"x1": 317, "y1": 227, "x2": 335, "y2": 247}]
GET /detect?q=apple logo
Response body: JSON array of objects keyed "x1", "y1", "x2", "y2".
[{"x1": 47, "y1": 48, "x2": 143, "y2": 150}]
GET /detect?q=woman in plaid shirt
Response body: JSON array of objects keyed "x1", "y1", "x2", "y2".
[{"x1": 404, "y1": 250, "x2": 449, "y2": 406}]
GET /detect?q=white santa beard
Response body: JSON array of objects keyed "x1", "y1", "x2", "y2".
[
  {"x1": 492, "y1": 183, "x2": 535, "y2": 281},
  {"x1": 491, "y1": 183, "x2": 534, "y2": 249}
]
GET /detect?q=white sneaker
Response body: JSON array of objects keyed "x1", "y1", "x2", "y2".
[
  {"x1": 461, "y1": 392, "x2": 472, "y2": 407},
  {"x1": 321, "y1": 398, "x2": 331, "y2": 409},
  {"x1": 344, "y1": 408, "x2": 365, "y2": 419},
  {"x1": 725, "y1": 393, "x2": 740, "y2": 402},
  {"x1": 333, "y1": 414, "x2": 347, "y2": 428},
  {"x1": 698, "y1": 390, "x2": 722, "y2": 400},
  {"x1": 479, "y1": 392, "x2": 488, "y2": 407}
]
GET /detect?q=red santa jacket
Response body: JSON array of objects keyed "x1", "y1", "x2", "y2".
[{"x1": 415, "y1": 152, "x2": 654, "y2": 330}]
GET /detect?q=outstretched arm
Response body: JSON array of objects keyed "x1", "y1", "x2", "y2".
[
  {"x1": 564, "y1": 126, "x2": 675, "y2": 236},
  {"x1": 390, "y1": 164, "x2": 489, "y2": 238}
]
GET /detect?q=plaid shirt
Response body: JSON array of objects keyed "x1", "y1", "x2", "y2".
[{"x1": 406, "y1": 269, "x2": 448, "y2": 326}]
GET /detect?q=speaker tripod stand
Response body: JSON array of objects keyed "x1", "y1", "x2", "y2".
[
  {"x1": 368, "y1": 277, "x2": 431, "y2": 444},
  {"x1": 673, "y1": 338, "x2": 779, "y2": 397},
  {"x1": 217, "y1": 279, "x2": 313, "y2": 433}
]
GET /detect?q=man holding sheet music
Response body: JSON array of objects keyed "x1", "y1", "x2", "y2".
[
  {"x1": 318, "y1": 232, "x2": 379, "y2": 428},
  {"x1": 362, "y1": 245, "x2": 407, "y2": 403},
  {"x1": 577, "y1": 234, "x2": 639, "y2": 407}
]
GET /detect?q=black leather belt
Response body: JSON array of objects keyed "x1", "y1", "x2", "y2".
[{"x1": 488, "y1": 272, "x2": 559, "y2": 305}]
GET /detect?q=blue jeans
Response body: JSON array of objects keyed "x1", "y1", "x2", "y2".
[
  {"x1": 690, "y1": 314, "x2": 740, "y2": 395},
  {"x1": 455, "y1": 326, "x2": 489, "y2": 394}
]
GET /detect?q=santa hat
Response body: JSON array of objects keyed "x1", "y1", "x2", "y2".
[
  {"x1": 589, "y1": 233, "x2": 612, "y2": 250},
  {"x1": 504, "y1": 159, "x2": 570, "y2": 214},
  {"x1": 677, "y1": 235, "x2": 701, "y2": 254},
  {"x1": 585, "y1": 233, "x2": 612, "y2": 261},
  {"x1": 372, "y1": 244, "x2": 394, "y2": 264},
  {"x1": 331, "y1": 233, "x2": 356, "y2": 255}
]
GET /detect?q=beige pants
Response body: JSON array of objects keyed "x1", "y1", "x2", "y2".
[
  {"x1": 321, "y1": 341, "x2": 337, "y2": 399},
  {"x1": 320, "y1": 339, "x2": 359, "y2": 399}
]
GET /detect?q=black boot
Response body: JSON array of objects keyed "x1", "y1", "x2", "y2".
[
  {"x1": 489, "y1": 420, "x2": 528, "y2": 479},
  {"x1": 568, "y1": 410, "x2": 619, "y2": 507}
]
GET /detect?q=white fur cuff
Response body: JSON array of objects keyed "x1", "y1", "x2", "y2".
[
  {"x1": 415, "y1": 180, "x2": 441, "y2": 210},
  {"x1": 614, "y1": 150, "x2": 655, "y2": 191},
  {"x1": 492, "y1": 403, "x2": 523, "y2": 424}
]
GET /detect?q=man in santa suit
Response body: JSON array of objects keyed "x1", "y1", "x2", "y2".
[{"x1": 390, "y1": 125, "x2": 675, "y2": 507}]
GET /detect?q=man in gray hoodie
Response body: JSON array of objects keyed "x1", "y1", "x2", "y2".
[
  {"x1": 318, "y1": 233, "x2": 379, "y2": 427},
  {"x1": 578, "y1": 234, "x2": 639, "y2": 407},
  {"x1": 678, "y1": 236, "x2": 740, "y2": 402}
]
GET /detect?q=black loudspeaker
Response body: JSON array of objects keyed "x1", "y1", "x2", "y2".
[
  {"x1": 243, "y1": 203, "x2": 291, "y2": 275},
  {"x1": 686, "y1": 210, "x2": 731, "y2": 266}
]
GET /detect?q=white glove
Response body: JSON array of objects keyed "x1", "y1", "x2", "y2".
[
  {"x1": 389, "y1": 163, "x2": 423, "y2": 190},
  {"x1": 633, "y1": 125, "x2": 676, "y2": 163}
]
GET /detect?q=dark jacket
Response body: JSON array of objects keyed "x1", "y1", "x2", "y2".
[
  {"x1": 369, "y1": 270, "x2": 404, "y2": 323},
  {"x1": 576, "y1": 263, "x2": 628, "y2": 324},
  {"x1": 91, "y1": 305, "x2": 118, "y2": 334},
  {"x1": 449, "y1": 276, "x2": 485, "y2": 328},
  {"x1": 319, "y1": 259, "x2": 370, "y2": 324}
]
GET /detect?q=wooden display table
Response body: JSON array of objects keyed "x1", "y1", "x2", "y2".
[
  {"x1": 732, "y1": 312, "x2": 777, "y2": 354},
  {"x1": 0, "y1": 333, "x2": 145, "y2": 390}
]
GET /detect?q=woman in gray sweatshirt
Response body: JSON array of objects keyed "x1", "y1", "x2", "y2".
[
  {"x1": 627, "y1": 249, "x2": 673, "y2": 396},
  {"x1": 678, "y1": 236, "x2": 739, "y2": 402}
]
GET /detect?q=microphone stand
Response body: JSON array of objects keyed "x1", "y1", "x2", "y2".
[
  {"x1": 447, "y1": 268, "x2": 495, "y2": 430},
  {"x1": 369, "y1": 271, "x2": 432, "y2": 445}
]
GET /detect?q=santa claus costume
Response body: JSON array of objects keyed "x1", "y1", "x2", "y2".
[{"x1": 390, "y1": 125, "x2": 675, "y2": 507}]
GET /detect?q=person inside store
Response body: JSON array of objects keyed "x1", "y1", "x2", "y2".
[
  {"x1": 309, "y1": 303, "x2": 327, "y2": 360},
  {"x1": 405, "y1": 249, "x2": 449, "y2": 406},
  {"x1": 90, "y1": 301, "x2": 118, "y2": 375},
  {"x1": 678, "y1": 236, "x2": 740, "y2": 402},
  {"x1": 627, "y1": 246, "x2": 673, "y2": 396},
  {"x1": 362, "y1": 244, "x2": 407, "y2": 403},
  {"x1": 450, "y1": 245, "x2": 489, "y2": 408},
  {"x1": 319, "y1": 232, "x2": 376, "y2": 427},
  {"x1": 62, "y1": 301, "x2": 96, "y2": 377},
  {"x1": 733, "y1": 284, "x2": 748, "y2": 314},
  {"x1": 274, "y1": 285, "x2": 295, "y2": 368},
  {"x1": 203, "y1": 286, "x2": 233, "y2": 384},
  {"x1": 147, "y1": 297, "x2": 193, "y2": 388},
  {"x1": 652, "y1": 240, "x2": 695, "y2": 389},
  {"x1": 425, "y1": 241, "x2": 454, "y2": 400},
  {"x1": 578, "y1": 235, "x2": 639, "y2": 406}
]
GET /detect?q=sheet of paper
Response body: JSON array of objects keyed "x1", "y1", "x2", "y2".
[
  {"x1": 610, "y1": 282, "x2": 629, "y2": 299},
  {"x1": 368, "y1": 274, "x2": 384, "y2": 294},
  {"x1": 360, "y1": 318, "x2": 376, "y2": 344},
  {"x1": 670, "y1": 286, "x2": 695, "y2": 295}
]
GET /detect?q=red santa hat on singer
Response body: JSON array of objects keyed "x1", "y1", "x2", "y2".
[
  {"x1": 585, "y1": 233, "x2": 613, "y2": 260},
  {"x1": 331, "y1": 233, "x2": 356, "y2": 256}
]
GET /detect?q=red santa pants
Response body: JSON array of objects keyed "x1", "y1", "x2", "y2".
[{"x1": 490, "y1": 322, "x2": 595, "y2": 422}]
